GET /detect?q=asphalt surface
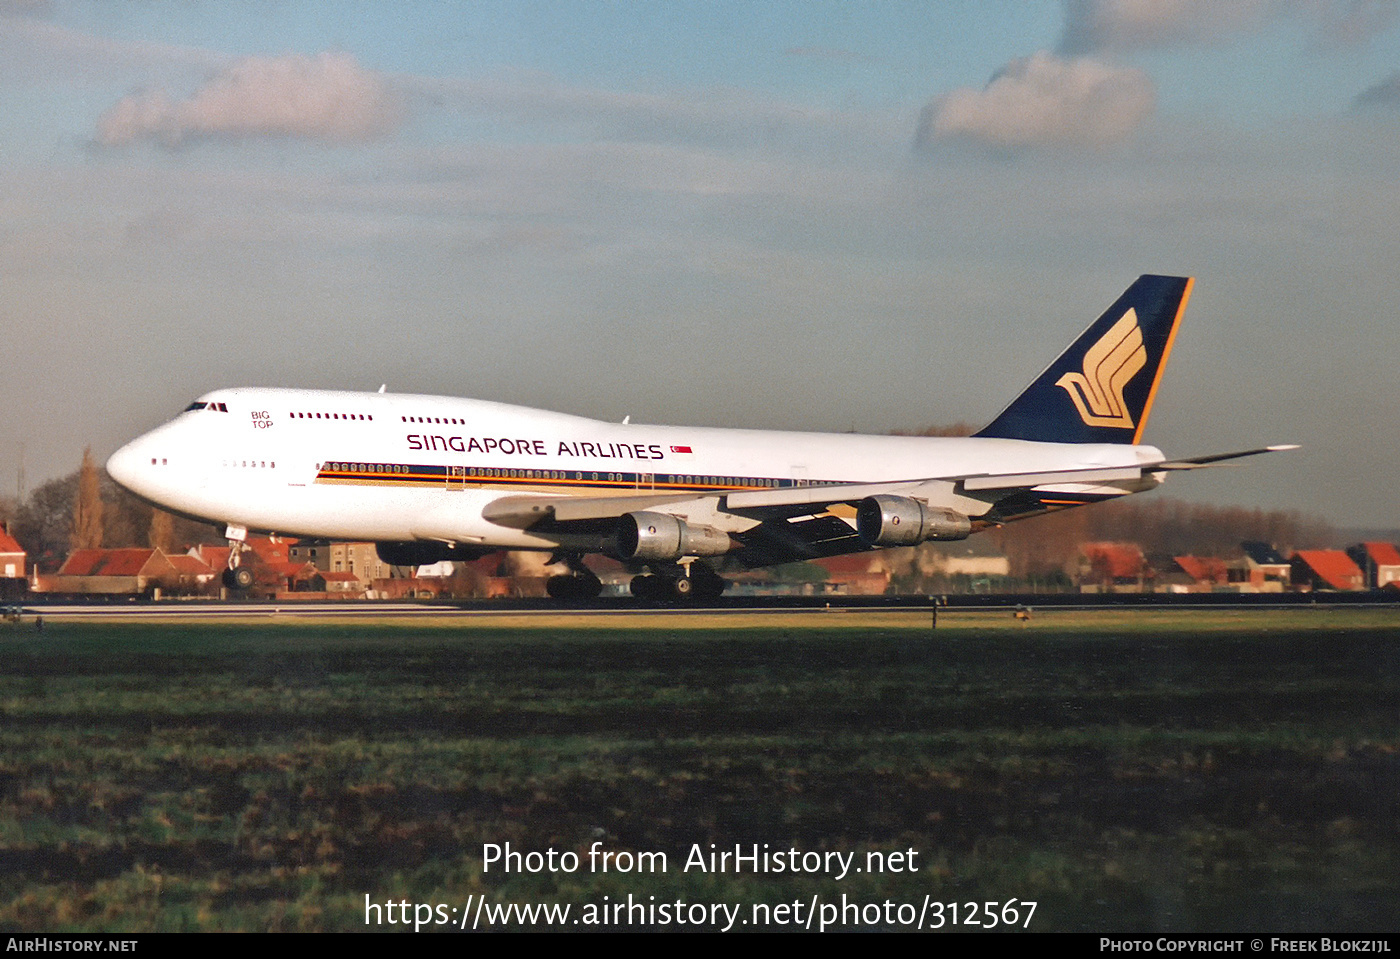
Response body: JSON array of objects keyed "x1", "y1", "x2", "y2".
[{"x1": 8, "y1": 591, "x2": 1400, "y2": 619}]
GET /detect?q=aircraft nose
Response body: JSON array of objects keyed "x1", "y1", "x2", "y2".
[{"x1": 106, "y1": 437, "x2": 152, "y2": 496}]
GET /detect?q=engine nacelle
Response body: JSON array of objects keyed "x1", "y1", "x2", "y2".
[
  {"x1": 856, "y1": 495, "x2": 971, "y2": 547},
  {"x1": 615, "y1": 511, "x2": 733, "y2": 562}
]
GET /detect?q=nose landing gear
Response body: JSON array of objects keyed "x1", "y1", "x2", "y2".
[{"x1": 220, "y1": 524, "x2": 254, "y2": 591}]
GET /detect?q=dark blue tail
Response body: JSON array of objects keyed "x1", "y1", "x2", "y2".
[{"x1": 975, "y1": 275, "x2": 1193, "y2": 445}]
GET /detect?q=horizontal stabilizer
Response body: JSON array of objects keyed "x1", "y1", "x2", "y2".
[
  {"x1": 1154, "y1": 444, "x2": 1299, "y2": 470},
  {"x1": 962, "y1": 466, "x2": 1144, "y2": 491}
]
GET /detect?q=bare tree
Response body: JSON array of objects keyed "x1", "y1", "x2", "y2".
[
  {"x1": 71, "y1": 448, "x2": 104, "y2": 551},
  {"x1": 148, "y1": 508, "x2": 174, "y2": 552}
]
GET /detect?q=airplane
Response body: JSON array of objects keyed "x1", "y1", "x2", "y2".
[{"x1": 106, "y1": 275, "x2": 1293, "y2": 601}]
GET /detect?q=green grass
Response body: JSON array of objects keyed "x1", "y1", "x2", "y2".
[{"x1": 0, "y1": 609, "x2": 1396, "y2": 931}]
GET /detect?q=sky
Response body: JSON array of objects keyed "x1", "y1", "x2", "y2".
[{"x1": 2, "y1": 0, "x2": 1399, "y2": 528}]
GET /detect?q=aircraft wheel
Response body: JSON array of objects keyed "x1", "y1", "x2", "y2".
[
  {"x1": 689, "y1": 565, "x2": 728, "y2": 601},
  {"x1": 671, "y1": 576, "x2": 694, "y2": 599},
  {"x1": 547, "y1": 573, "x2": 603, "y2": 601},
  {"x1": 223, "y1": 566, "x2": 254, "y2": 590}
]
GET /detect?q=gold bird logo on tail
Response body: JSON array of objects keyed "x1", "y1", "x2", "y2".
[{"x1": 1054, "y1": 309, "x2": 1146, "y2": 429}]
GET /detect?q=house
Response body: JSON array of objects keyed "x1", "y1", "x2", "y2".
[
  {"x1": 1078, "y1": 542, "x2": 1149, "y2": 592},
  {"x1": 0, "y1": 528, "x2": 25, "y2": 581},
  {"x1": 813, "y1": 553, "x2": 893, "y2": 595},
  {"x1": 187, "y1": 539, "x2": 323, "y2": 595},
  {"x1": 1345, "y1": 542, "x2": 1400, "y2": 590},
  {"x1": 913, "y1": 539, "x2": 1012, "y2": 592},
  {"x1": 319, "y1": 570, "x2": 365, "y2": 596},
  {"x1": 166, "y1": 553, "x2": 217, "y2": 592},
  {"x1": 50, "y1": 548, "x2": 180, "y2": 595},
  {"x1": 1172, "y1": 548, "x2": 1288, "y2": 594},
  {"x1": 1173, "y1": 555, "x2": 1230, "y2": 591},
  {"x1": 1240, "y1": 542, "x2": 1292, "y2": 591},
  {"x1": 289, "y1": 540, "x2": 395, "y2": 590},
  {"x1": 1290, "y1": 550, "x2": 1365, "y2": 592}
]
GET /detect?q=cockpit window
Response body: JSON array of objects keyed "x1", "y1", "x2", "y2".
[
  {"x1": 183, "y1": 401, "x2": 229, "y2": 413},
  {"x1": 184, "y1": 402, "x2": 207, "y2": 412}
]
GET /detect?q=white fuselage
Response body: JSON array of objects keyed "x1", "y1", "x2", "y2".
[{"x1": 107, "y1": 387, "x2": 1164, "y2": 552}]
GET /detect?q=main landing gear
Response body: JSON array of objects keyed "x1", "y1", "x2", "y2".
[
  {"x1": 630, "y1": 562, "x2": 727, "y2": 603},
  {"x1": 545, "y1": 555, "x2": 604, "y2": 601}
]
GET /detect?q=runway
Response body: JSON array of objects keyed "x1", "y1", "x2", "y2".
[{"x1": 9, "y1": 590, "x2": 1399, "y2": 621}]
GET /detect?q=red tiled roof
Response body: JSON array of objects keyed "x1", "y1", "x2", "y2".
[
  {"x1": 0, "y1": 528, "x2": 24, "y2": 555},
  {"x1": 1081, "y1": 542, "x2": 1145, "y2": 579},
  {"x1": 1293, "y1": 550, "x2": 1364, "y2": 591},
  {"x1": 190, "y1": 545, "x2": 231, "y2": 568},
  {"x1": 167, "y1": 554, "x2": 214, "y2": 576},
  {"x1": 245, "y1": 536, "x2": 297, "y2": 563},
  {"x1": 1174, "y1": 555, "x2": 1228, "y2": 583},
  {"x1": 59, "y1": 548, "x2": 162, "y2": 577},
  {"x1": 1362, "y1": 542, "x2": 1400, "y2": 567}
]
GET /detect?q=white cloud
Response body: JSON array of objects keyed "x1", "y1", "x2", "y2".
[
  {"x1": 916, "y1": 52, "x2": 1155, "y2": 152},
  {"x1": 97, "y1": 52, "x2": 400, "y2": 147}
]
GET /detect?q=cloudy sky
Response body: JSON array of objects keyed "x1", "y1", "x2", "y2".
[{"x1": 3, "y1": 0, "x2": 1399, "y2": 527}]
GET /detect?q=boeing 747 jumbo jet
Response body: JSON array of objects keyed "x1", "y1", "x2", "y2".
[{"x1": 107, "y1": 276, "x2": 1291, "y2": 600}]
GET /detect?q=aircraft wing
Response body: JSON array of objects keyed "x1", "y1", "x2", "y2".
[
  {"x1": 476, "y1": 444, "x2": 1296, "y2": 566},
  {"x1": 481, "y1": 465, "x2": 1151, "y2": 529}
]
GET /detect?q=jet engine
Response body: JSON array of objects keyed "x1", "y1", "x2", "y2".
[
  {"x1": 615, "y1": 511, "x2": 733, "y2": 562},
  {"x1": 855, "y1": 495, "x2": 971, "y2": 547}
]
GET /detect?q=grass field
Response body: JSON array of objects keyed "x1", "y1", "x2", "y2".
[{"x1": 0, "y1": 608, "x2": 1396, "y2": 932}]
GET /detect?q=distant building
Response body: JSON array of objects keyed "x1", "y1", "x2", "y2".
[
  {"x1": 50, "y1": 548, "x2": 180, "y2": 595},
  {"x1": 166, "y1": 553, "x2": 217, "y2": 591},
  {"x1": 917, "y1": 539, "x2": 1011, "y2": 591},
  {"x1": 319, "y1": 570, "x2": 365, "y2": 596},
  {"x1": 1171, "y1": 546, "x2": 1289, "y2": 594},
  {"x1": 1078, "y1": 542, "x2": 1148, "y2": 592},
  {"x1": 1345, "y1": 542, "x2": 1400, "y2": 590},
  {"x1": 813, "y1": 553, "x2": 893, "y2": 595},
  {"x1": 1290, "y1": 550, "x2": 1365, "y2": 592},
  {"x1": 289, "y1": 540, "x2": 394, "y2": 590},
  {"x1": 1239, "y1": 542, "x2": 1292, "y2": 592},
  {"x1": 188, "y1": 538, "x2": 321, "y2": 595},
  {"x1": 0, "y1": 527, "x2": 25, "y2": 581},
  {"x1": 328, "y1": 542, "x2": 393, "y2": 589},
  {"x1": 1172, "y1": 555, "x2": 1230, "y2": 591}
]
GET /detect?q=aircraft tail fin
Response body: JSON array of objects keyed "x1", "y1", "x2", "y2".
[{"x1": 975, "y1": 275, "x2": 1193, "y2": 445}]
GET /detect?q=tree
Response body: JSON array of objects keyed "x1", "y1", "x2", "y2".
[
  {"x1": 148, "y1": 508, "x2": 174, "y2": 552},
  {"x1": 71, "y1": 448, "x2": 104, "y2": 551}
]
